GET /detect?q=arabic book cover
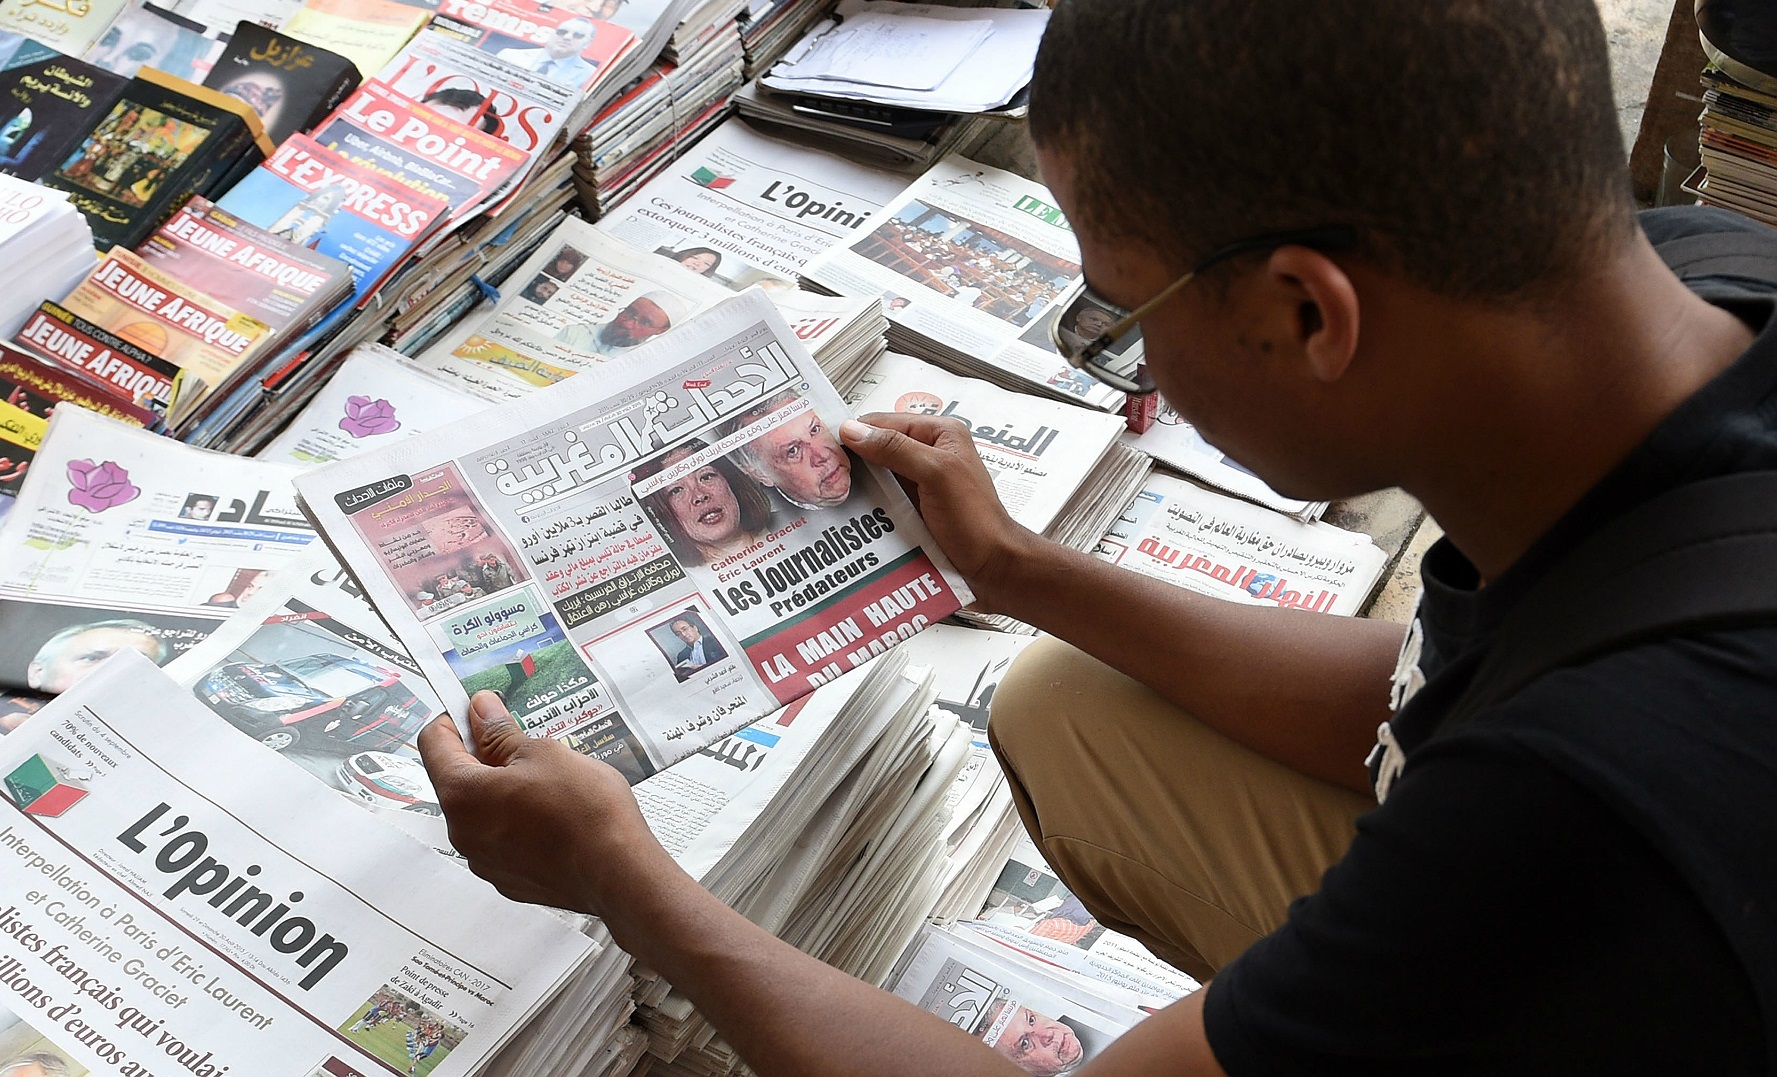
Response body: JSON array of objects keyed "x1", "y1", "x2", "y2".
[
  {"x1": 0, "y1": 41, "x2": 129, "y2": 182},
  {"x1": 204, "y1": 20, "x2": 362, "y2": 145},
  {"x1": 40, "y1": 67, "x2": 264, "y2": 250},
  {"x1": 0, "y1": 0, "x2": 134, "y2": 59}
]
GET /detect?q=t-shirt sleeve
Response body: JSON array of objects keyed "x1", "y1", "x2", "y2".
[{"x1": 1198, "y1": 734, "x2": 1732, "y2": 1076}]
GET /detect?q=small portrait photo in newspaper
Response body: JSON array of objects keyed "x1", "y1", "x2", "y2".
[
  {"x1": 647, "y1": 607, "x2": 729, "y2": 682},
  {"x1": 0, "y1": 996, "x2": 89, "y2": 1076},
  {"x1": 337, "y1": 985, "x2": 466, "y2": 1077},
  {"x1": 541, "y1": 244, "x2": 587, "y2": 281},
  {"x1": 179, "y1": 491, "x2": 219, "y2": 520}
]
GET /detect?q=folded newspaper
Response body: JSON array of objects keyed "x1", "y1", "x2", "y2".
[
  {"x1": 297, "y1": 291, "x2": 970, "y2": 783},
  {"x1": 802, "y1": 156, "x2": 1129, "y2": 411},
  {"x1": 0, "y1": 406, "x2": 318, "y2": 696},
  {"x1": 0, "y1": 650, "x2": 595, "y2": 1077},
  {"x1": 1096, "y1": 472, "x2": 1388, "y2": 616}
]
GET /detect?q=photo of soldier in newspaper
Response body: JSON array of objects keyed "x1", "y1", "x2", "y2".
[
  {"x1": 338, "y1": 986, "x2": 466, "y2": 1077},
  {"x1": 0, "y1": 998, "x2": 89, "y2": 1076},
  {"x1": 849, "y1": 200, "x2": 1080, "y2": 326},
  {"x1": 0, "y1": 600, "x2": 215, "y2": 697},
  {"x1": 347, "y1": 462, "x2": 529, "y2": 618}
]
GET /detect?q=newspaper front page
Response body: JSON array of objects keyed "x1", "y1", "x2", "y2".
[
  {"x1": 849, "y1": 352, "x2": 1124, "y2": 537},
  {"x1": 258, "y1": 345, "x2": 490, "y2": 467},
  {"x1": 0, "y1": 407, "x2": 318, "y2": 697},
  {"x1": 802, "y1": 157, "x2": 1127, "y2": 411},
  {"x1": 299, "y1": 292, "x2": 970, "y2": 784},
  {"x1": 164, "y1": 548, "x2": 449, "y2": 819},
  {"x1": 1095, "y1": 472, "x2": 1387, "y2": 616},
  {"x1": 892, "y1": 922, "x2": 1148, "y2": 1075},
  {"x1": 1124, "y1": 397, "x2": 1325, "y2": 520},
  {"x1": 410, "y1": 218, "x2": 730, "y2": 403},
  {"x1": 595, "y1": 117, "x2": 905, "y2": 291},
  {"x1": 0, "y1": 651, "x2": 594, "y2": 1077}
]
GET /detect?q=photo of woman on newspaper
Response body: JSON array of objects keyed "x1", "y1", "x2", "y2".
[{"x1": 632, "y1": 440, "x2": 773, "y2": 566}]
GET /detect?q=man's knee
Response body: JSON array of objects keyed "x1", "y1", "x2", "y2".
[{"x1": 987, "y1": 635, "x2": 1100, "y2": 783}]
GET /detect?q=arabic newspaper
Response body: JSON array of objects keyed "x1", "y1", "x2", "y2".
[
  {"x1": 891, "y1": 922, "x2": 1151, "y2": 1074},
  {"x1": 970, "y1": 831, "x2": 1200, "y2": 1004},
  {"x1": 258, "y1": 344, "x2": 490, "y2": 466},
  {"x1": 163, "y1": 547, "x2": 450, "y2": 819},
  {"x1": 409, "y1": 216, "x2": 730, "y2": 402},
  {"x1": 801, "y1": 156, "x2": 1128, "y2": 411},
  {"x1": 594, "y1": 116, "x2": 905, "y2": 290},
  {"x1": 0, "y1": 406, "x2": 317, "y2": 697},
  {"x1": 0, "y1": 650, "x2": 595, "y2": 1077},
  {"x1": 411, "y1": 220, "x2": 878, "y2": 404},
  {"x1": 297, "y1": 291, "x2": 971, "y2": 784},
  {"x1": 892, "y1": 624, "x2": 1036, "y2": 918},
  {"x1": 1095, "y1": 472, "x2": 1387, "y2": 616},
  {"x1": 1124, "y1": 397, "x2": 1326, "y2": 521},
  {"x1": 850, "y1": 352, "x2": 1125, "y2": 538},
  {"x1": 634, "y1": 648, "x2": 926, "y2": 900}
]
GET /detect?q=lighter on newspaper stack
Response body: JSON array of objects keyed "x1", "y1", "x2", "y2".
[
  {"x1": 297, "y1": 289, "x2": 971, "y2": 785},
  {"x1": 851, "y1": 351, "x2": 1152, "y2": 633},
  {"x1": 0, "y1": 649, "x2": 596, "y2": 1077},
  {"x1": 802, "y1": 156, "x2": 1133, "y2": 411}
]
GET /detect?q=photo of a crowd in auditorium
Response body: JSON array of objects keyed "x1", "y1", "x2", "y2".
[{"x1": 849, "y1": 200, "x2": 1080, "y2": 327}]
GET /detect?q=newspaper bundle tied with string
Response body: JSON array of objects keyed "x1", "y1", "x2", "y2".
[{"x1": 297, "y1": 289, "x2": 971, "y2": 783}]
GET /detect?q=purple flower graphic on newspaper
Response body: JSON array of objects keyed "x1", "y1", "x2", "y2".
[
  {"x1": 339, "y1": 396, "x2": 401, "y2": 439},
  {"x1": 66, "y1": 459, "x2": 140, "y2": 513}
]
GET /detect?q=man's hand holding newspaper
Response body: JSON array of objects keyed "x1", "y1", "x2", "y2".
[
  {"x1": 835, "y1": 411, "x2": 1039, "y2": 613},
  {"x1": 419, "y1": 690, "x2": 656, "y2": 915}
]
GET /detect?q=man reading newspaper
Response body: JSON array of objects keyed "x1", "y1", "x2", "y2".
[{"x1": 417, "y1": 1, "x2": 1777, "y2": 1073}]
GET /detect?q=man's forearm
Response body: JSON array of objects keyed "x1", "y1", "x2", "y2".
[
  {"x1": 594, "y1": 844, "x2": 1030, "y2": 1077},
  {"x1": 987, "y1": 538, "x2": 1405, "y2": 792}
]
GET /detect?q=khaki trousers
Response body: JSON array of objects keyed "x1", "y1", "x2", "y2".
[{"x1": 988, "y1": 636, "x2": 1376, "y2": 982}]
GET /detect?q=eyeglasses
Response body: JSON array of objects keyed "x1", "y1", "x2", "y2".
[{"x1": 1052, "y1": 225, "x2": 1359, "y2": 395}]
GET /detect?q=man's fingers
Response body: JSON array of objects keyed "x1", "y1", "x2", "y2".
[
  {"x1": 469, "y1": 691, "x2": 528, "y2": 766},
  {"x1": 841, "y1": 416, "x2": 968, "y2": 482},
  {"x1": 418, "y1": 715, "x2": 482, "y2": 789}
]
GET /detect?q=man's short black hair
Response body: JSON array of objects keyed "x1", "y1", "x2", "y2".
[{"x1": 1029, "y1": 0, "x2": 1635, "y2": 300}]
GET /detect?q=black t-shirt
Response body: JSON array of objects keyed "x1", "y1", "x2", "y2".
[{"x1": 1203, "y1": 207, "x2": 1777, "y2": 1075}]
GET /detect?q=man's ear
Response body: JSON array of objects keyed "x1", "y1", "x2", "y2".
[{"x1": 1268, "y1": 246, "x2": 1360, "y2": 384}]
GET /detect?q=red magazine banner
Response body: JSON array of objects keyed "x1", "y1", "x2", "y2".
[
  {"x1": 741, "y1": 548, "x2": 962, "y2": 705},
  {"x1": 326, "y1": 80, "x2": 530, "y2": 215},
  {"x1": 262, "y1": 135, "x2": 451, "y2": 242},
  {"x1": 13, "y1": 304, "x2": 181, "y2": 416},
  {"x1": 0, "y1": 343, "x2": 157, "y2": 428},
  {"x1": 430, "y1": 0, "x2": 634, "y2": 91}
]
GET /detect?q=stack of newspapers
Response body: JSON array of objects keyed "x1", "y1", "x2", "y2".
[
  {"x1": 571, "y1": 23, "x2": 747, "y2": 218},
  {"x1": 850, "y1": 351, "x2": 1152, "y2": 633},
  {"x1": 0, "y1": 176, "x2": 95, "y2": 339},
  {"x1": 1691, "y1": 64, "x2": 1777, "y2": 224}
]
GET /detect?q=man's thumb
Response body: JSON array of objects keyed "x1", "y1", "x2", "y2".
[
  {"x1": 469, "y1": 691, "x2": 527, "y2": 765},
  {"x1": 841, "y1": 419, "x2": 932, "y2": 480}
]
